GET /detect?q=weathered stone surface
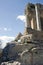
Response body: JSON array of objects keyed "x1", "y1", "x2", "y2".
[
  {"x1": 1, "y1": 61, "x2": 21, "y2": 65},
  {"x1": 0, "y1": 42, "x2": 43, "y2": 65},
  {"x1": 0, "y1": 49, "x2": 3, "y2": 57}
]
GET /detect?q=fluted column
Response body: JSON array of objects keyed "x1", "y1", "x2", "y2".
[{"x1": 35, "y1": 4, "x2": 41, "y2": 31}]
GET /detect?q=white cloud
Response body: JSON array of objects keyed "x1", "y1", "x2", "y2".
[
  {"x1": 17, "y1": 15, "x2": 26, "y2": 22},
  {"x1": 0, "y1": 27, "x2": 12, "y2": 31},
  {"x1": 0, "y1": 36, "x2": 15, "y2": 49},
  {"x1": 4, "y1": 27, "x2": 12, "y2": 31},
  {"x1": 0, "y1": 36, "x2": 14, "y2": 41},
  {"x1": 4, "y1": 28, "x2": 7, "y2": 31}
]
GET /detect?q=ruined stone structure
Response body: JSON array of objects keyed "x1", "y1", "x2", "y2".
[
  {"x1": 24, "y1": 3, "x2": 43, "y2": 31},
  {"x1": 0, "y1": 3, "x2": 43, "y2": 65}
]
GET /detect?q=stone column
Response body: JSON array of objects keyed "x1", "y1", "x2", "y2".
[
  {"x1": 31, "y1": 18, "x2": 34, "y2": 29},
  {"x1": 25, "y1": 15, "x2": 31, "y2": 28},
  {"x1": 35, "y1": 4, "x2": 41, "y2": 31},
  {"x1": 24, "y1": 15, "x2": 31, "y2": 35}
]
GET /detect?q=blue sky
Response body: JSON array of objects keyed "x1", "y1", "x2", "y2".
[{"x1": 0, "y1": 0, "x2": 43, "y2": 46}]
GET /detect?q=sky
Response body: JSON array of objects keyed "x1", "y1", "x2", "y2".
[{"x1": 0, "y1": 0, "x2": 43, "y2": 48}]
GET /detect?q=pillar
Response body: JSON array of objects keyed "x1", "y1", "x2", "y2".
[
  {"x1": 31, "y1": 18, "x2": 34, "y2": 29},
  {"x1": 25, "y1": 15, "x2": 31, "y2": 28},
  {"x1": 35, "y1": 4, "x2": 41, "y2": 31}
]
